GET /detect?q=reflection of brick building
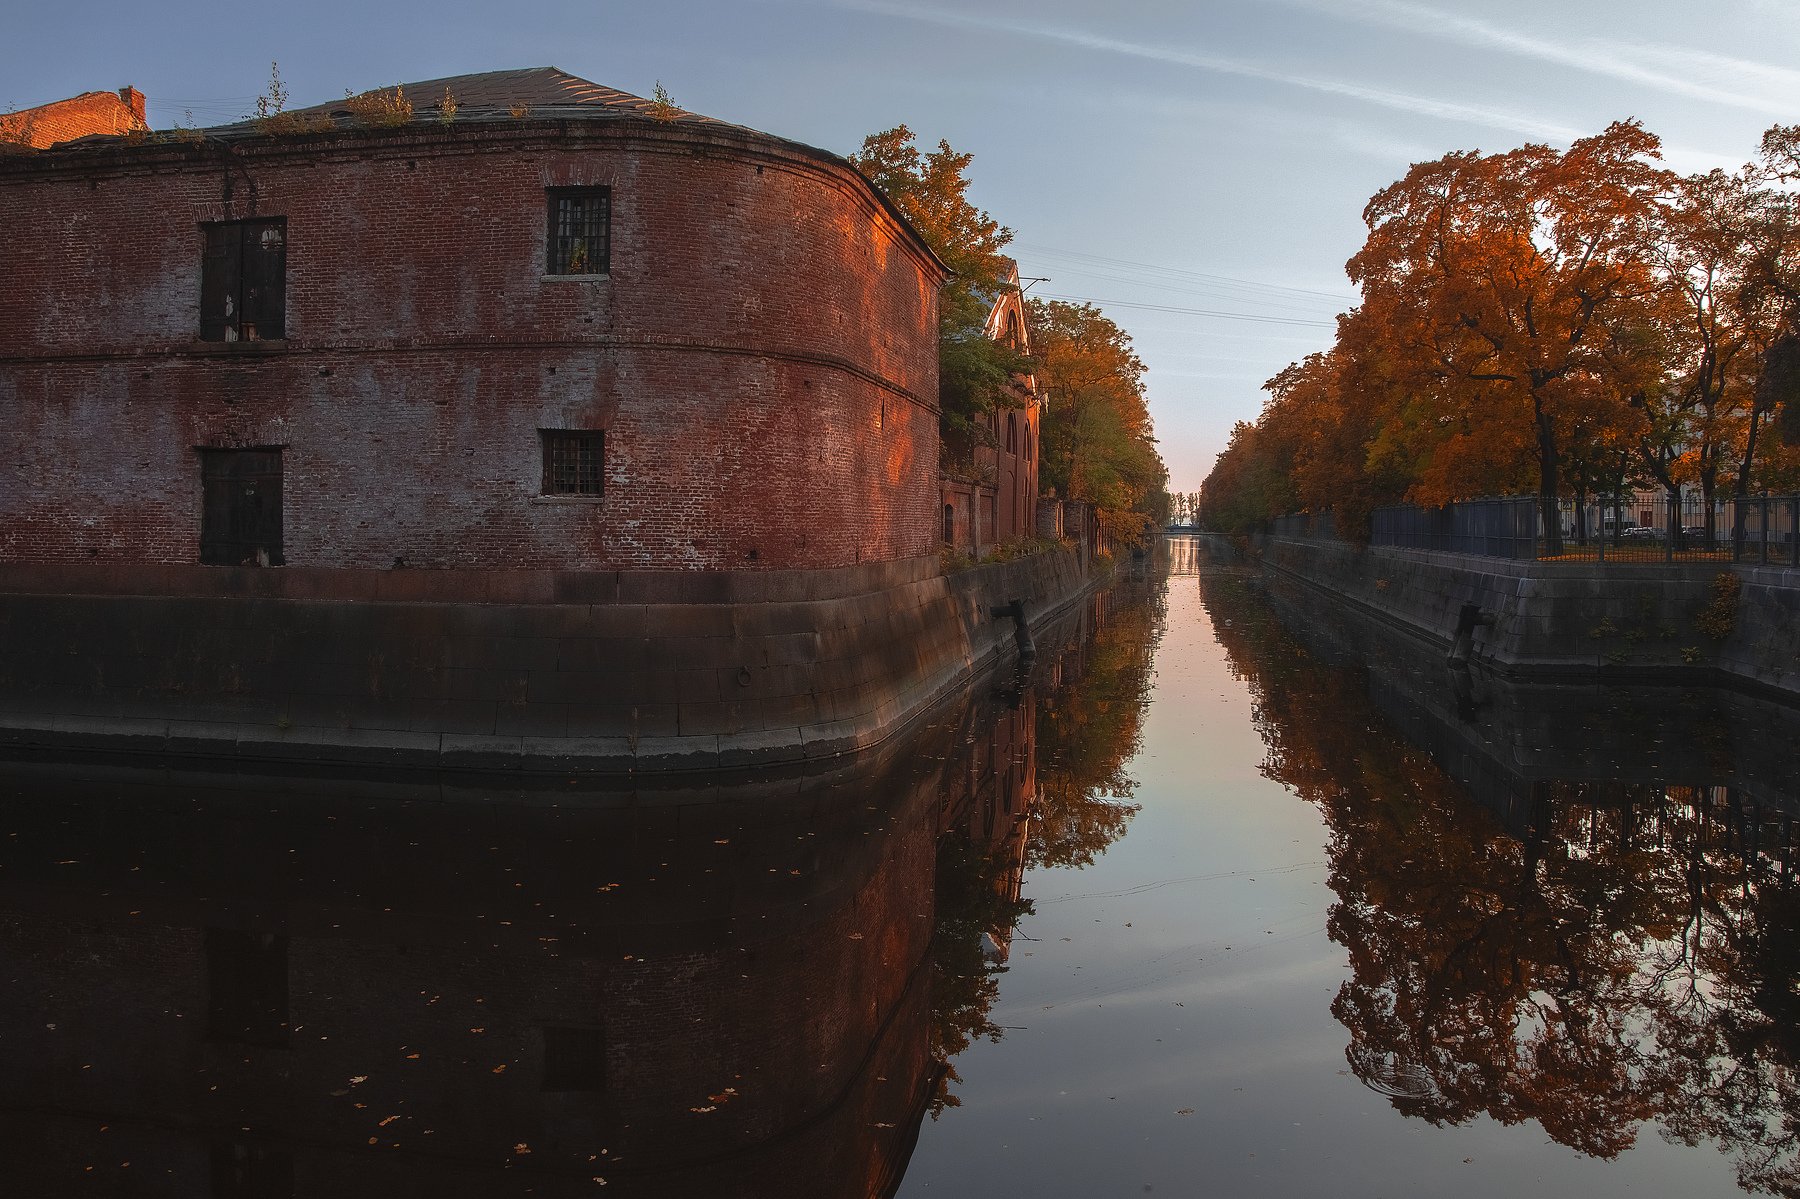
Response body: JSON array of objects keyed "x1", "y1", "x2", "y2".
[
  {"x1": 0, "y1": 86, "x2": 147, "y2": 148},
  {"x1": 941, "y1": 260, "x2": 1041, "y2": 556},
  {"x1": 0, "y1": 743, "x2": 943, "y2": 1195},
  {"x1": 0, "y1": 630, "x2": 1063, "y2": 1194},
  {"x1": 0, "y1": 68, "x2": 944, "y2": 575}
]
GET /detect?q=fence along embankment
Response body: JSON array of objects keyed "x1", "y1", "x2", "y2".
[{"x1": 1256, "y1": 506, "x2": 1800, "y2": 699}]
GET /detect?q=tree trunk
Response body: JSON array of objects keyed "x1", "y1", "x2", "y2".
[{"x1": 1535, "y1": 396, "x2": 1561, "y2": 556}]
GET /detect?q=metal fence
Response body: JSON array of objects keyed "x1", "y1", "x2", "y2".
[
  {"x1": 1268, "y1": 511, "x2": 1336, "y2": 542},
  {"x1": 1371, "y1": 499, "x2": 1539, "y2": 559},
  {"x1": 1274, "y1": 494, "x2": 1800, "y2": 565},
  {"x1": 1735, "y1": 495, "x2": 1800, "y2": 567}
]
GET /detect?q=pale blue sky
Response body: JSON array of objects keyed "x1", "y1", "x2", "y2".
[{"x1": 6, "y1": 0, "x2": 1796, "y2": 491}]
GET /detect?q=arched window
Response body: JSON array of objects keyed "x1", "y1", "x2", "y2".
[{"x1": 1007, "y1": 412, "x2": 1017, "y2": 454}]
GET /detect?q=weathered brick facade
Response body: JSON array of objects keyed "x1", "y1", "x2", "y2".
[
  {"x1": 0, "y1": 86, "x2": 147, "y2": 149},
  {"x1": 940, "y1": 262, "x2": 1041, "y2": 555},
  {"x1": 0, "y1": 74, "x2": 944, "y2": 574}
]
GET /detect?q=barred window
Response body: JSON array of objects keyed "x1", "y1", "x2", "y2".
[
  {"x1": 546, "y1": 187, "x2": 610, "y2": 276},
  {"x1": 541, "y1": 429, "x2": 605, "y2": 496},
  {"x1": 201, "y1": 218, "x2": 286, "y2": 341}
]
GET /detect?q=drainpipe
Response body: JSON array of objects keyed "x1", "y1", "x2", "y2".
[
  {"x1": 1447, "y1": 602, "x2": 1496, "y2": 667},
  {"x1": 991, "y1": 598, "x2": 1036, "y2": 664}
]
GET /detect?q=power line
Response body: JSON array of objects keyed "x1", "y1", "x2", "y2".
[
  {"x1": 1017, "y1": 242, "x2": 1356, "y2": 304},
  {"x1": 1037, "y1": 293, "x2": 1338, "y2": 328}
]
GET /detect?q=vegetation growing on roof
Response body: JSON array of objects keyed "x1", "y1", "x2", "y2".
[
  {"x1": 650, "y1": 82, "x2": 679, "y2": 124},
  {"x1": 343, "y1": 85, "x2": 413, "y2": 128}
]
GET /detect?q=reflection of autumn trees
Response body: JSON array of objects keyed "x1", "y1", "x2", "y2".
[
  {"x1": 926, "y1": 575, "x2": 1166, "y2": 1115},
  {"x1": 1204, "y1": 571, "x2": 1800, "y2": 1195},
  {"x1": 1029, "y1": 581, "x2": 1164, "y2": 870},
  {"x1": 926, "y1": 833, "x2": 1034, "y2": 1116}
]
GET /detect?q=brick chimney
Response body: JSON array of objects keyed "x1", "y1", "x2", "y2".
[{"x1": 118, "y1": 86, "x2": 146, "y2": 126}]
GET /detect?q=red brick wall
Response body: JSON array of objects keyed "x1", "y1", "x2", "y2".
[
  {"x1": 942, "y1": 398, "x2": 1040, "y2": 556},
  {"x1": 0, "y1": 89, "x2": 147, "y2": 149},
  {"x1": 0, "y1": 123, "x2": 942, "y2": 571}
]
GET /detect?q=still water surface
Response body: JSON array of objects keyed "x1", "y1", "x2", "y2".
[
  {"x1": 1, "y1": 535, "x2": 1795, "y2": 1196},
  {"x1": 900, "y1": 538, "x2": 1800, "y2": 1198}
]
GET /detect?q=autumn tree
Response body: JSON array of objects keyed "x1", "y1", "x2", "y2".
[
  {"x1": 1347, "y1": 122, "x2": 1671, "y2": 551},
  {"x1": 850, "y1": 127, "x2": 1030, "y2": 457},
  {"x1": 1029, "y1": 298, "x2": 1167, "y2": 542}
]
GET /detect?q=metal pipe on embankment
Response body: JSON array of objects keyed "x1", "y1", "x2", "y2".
[
  {"x1": 991, "y1": 598, "x2": 1036, "y2": 665},
  {"x1": 1447, "y1": 602, "x2": 1496, "y2": 667}
]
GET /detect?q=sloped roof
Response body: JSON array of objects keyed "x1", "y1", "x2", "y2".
[
  {"x1": 264, "y1": 66, "x2": 742, "y2": 132},
  {"x1": 7, "y1": 67, "x2": 949, "y2": 278}
]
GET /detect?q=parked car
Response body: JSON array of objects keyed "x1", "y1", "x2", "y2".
[
  {"x1": 1620, "y1": 525, "x2": 1663, "y2": 540},
  {"x1": 1682, "y1": 525, "x2": 1710, "y2": 539}
]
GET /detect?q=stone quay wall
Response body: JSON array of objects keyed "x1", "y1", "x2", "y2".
[
  {"x1": 0, "y1": 547, "x2": 1095, "y2": 773},
  {"x1": 1258, "y1": 535, "x2": 1800, "y2": 697}
]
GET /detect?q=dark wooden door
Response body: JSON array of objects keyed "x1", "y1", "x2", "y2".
[{"x1": 200, "y1": 448, "x2": 284, "y2": 566}]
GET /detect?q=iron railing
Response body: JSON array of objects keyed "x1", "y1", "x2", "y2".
[{"x1": 1267, "y1": 495, "x2": 1800, "y2": 565}]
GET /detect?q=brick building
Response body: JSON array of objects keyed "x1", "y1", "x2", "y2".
[
  {"x1": 0, "y1": 85, "x2": 148, "y2": 149},
  {"x1": 0, "y1": 69, "x2": 1098, "y2": 773},
  {"x1": 940, "y1": 260, "x2": 1042, "y2": 556},
  {"x1": 0, "y1": 68, "x2": 946, "y2": 576}
]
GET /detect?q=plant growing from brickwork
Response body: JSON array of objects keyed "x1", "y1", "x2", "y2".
[
  {"x1": 507, "y1": 100, "x2": 531, "y2": 119},
  {"x1": 437, "y1": 87, "x2": 458, "y2": 124},
  {"x1": 344, "y1": 85, "x2": 413, "y2": 128},
  {"x1": 255, "y1": 61, "x2": 289, "y2": 122},
  {"x1": 165, "y1": 108, "x2": 208, "y2": 145},
  {"x1": 253, "y1": 62, "x2": 334, "y2": 135},
  {"x1": 649, "y1": 81, "x2": 679, "y2": 124}
]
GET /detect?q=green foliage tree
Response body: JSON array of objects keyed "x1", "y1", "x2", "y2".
[{"x1": 850, "y1": 127, "x2": 1032, "y2": 457}]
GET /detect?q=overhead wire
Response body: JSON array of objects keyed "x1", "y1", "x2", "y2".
[{"x1": 1037, "y1": 293, "x2": 1338, "y2": 328}]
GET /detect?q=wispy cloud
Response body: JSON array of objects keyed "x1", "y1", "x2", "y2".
[
  {"x1": 827, "y1": 0, "x2": 1583, "y2": 142},
  {"x1": 1293, "y1": 0, "x2": 1797, "y2": 116}
]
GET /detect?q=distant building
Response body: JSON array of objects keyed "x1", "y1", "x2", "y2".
[
  {"x1": 0, "y1": 86, "x2": 147, "y2": 148},
  {"x1": 941, "y1": 259, "x2": 1042, "y2": 555}
]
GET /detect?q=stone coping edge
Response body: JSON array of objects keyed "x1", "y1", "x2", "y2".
[{"x1": 0, "y1": 551, "x2": 1107, "y2": 778}]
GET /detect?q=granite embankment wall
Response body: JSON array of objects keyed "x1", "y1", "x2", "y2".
[
  {"x1": 1258, "y1": 536, "x2": 1800, "y2": 696},
  {"x1": 0, "y1": 548, "x2": 1093, "y2": 773},
  {"x1": 1254, "y1": 566, "x2": 1800, "y2": 823}
]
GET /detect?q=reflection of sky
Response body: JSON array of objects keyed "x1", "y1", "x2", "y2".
[
  {"x1": 897, "y1": 554, "x2": 1741, "y2": 1197},
  {"x1": 6, "y1": 1, "x2": 1794, "y2": 491}
]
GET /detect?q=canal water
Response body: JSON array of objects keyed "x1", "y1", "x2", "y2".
[{"x1": 1, "y1": 534, "x2": 1795, "y2": 1196}]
